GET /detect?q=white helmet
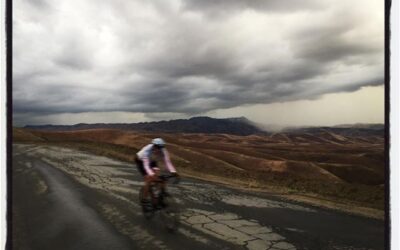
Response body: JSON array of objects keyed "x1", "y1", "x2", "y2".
[{"x1": 152, "y1": 138, "x2": 166, "y2": 147}]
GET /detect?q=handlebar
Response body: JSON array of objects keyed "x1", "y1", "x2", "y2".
[{"x1": 156, "y1": 174, "x2": 180, "y2": 184}]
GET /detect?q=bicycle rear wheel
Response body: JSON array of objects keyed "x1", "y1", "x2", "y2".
[{"x1": 160, "y1": 195, "x2": 180, "y2": 232}]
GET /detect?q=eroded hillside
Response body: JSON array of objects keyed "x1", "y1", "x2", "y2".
[{"x1": 13, "y1": 128, "x2": 385, "y2": 209}]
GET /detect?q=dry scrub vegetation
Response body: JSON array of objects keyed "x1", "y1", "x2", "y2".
[{"x1": 13, "y1": 127, "x2": 385, "y2": 211}]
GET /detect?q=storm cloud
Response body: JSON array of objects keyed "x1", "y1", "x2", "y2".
[{"x1": 13, "y1": 0, "x2": 384, "y2": 124}]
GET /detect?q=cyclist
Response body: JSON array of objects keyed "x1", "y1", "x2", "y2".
[{"x1": 135, "y1": 138, "x2": 179, "y2": 206}]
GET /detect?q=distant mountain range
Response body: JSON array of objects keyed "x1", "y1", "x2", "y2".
[
  {"x1": 24, "y1": 116, "x2": 263, "y2": 136},
  {"x1": 24, "y1": 116, "x2": 384, "y2": 137}
]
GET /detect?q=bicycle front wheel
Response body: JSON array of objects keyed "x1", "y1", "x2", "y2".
[{"x1": 160, "y1": 195, "x2": 180, "y2": 232}]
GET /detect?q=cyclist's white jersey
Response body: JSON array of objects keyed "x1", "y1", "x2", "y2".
[{"x1": 136, "y1": 144, "x2": 176, "y2": 176}]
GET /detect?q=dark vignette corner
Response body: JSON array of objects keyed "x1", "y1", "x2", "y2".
[
  {"x1": 384, "y1": 0, "x2": 391, "y2": 250},
  {"x1": 6, "y1": 0, "x2": 13, "y2": 248},
  {"x1": 3, "y1": 0, "x2": 391, "y2": 249}
]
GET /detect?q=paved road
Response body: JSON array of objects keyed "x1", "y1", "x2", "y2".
[{"x1": 12, "y1": 144, "x2": 385, "y2": 250}]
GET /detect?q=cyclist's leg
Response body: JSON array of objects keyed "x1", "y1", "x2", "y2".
[
  {"x1": 160, "y1": 180, "x2": 167, "y2": 195},
  {"x1": 136, "y1": 157, "x2": 151, "y2": 202},
  {"x1": 151, "y1": 166, "x2": 161, "y2": 204},
  {"x1": 143, "y1": 175, "x2": 154, "y2": 202},
  {"x1": 150, "y1": 161, "x2": 168, "y2": 195},
  {"x1": 140, "y1": 161, "x2": 160, "y2": 203}
]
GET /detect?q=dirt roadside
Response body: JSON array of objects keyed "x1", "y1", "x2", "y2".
[{"x1": 177, "y1": 170, "x2": 385, "y2": 220}]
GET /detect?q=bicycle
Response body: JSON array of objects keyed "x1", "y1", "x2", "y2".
[{"x1": 139, "y1": 174, "x2": 180, "y2": 232}]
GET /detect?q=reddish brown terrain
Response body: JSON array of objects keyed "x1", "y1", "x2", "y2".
[{"x1": 13, "y1": 127, "x2": 385, "y2": 211}]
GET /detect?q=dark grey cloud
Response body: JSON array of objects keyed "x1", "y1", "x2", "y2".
[
  {"x1": 13, "y1": 0, "x2": 384, "y2": 124},
  {"x1": 182, "y1": 0, "x2": 323, "y2": 16},
  {"x1": 54, "y1": 36, "x2": 94, "y2": 70},
  {"x1": 289, "y1": 22, "x2": 382, "y2": 64}
]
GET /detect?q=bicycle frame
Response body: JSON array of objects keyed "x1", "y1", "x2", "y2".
[
  {"x1": 141, "y1": 174, "x2": 178, "y2": 208},
  {"x1": 139, "y1": 173, "x2": 180, "y2": 231}
]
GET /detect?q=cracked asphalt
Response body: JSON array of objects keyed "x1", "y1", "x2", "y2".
[{"x1": 12, "y1": 144, "x2": 385, "y2": 250}]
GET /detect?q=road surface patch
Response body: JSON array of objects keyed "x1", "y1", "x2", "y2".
[
  {"x1": 181, "y1": 209, "x2": 296, "y2": 250},
  {"x1": 221, "y1": 195, "x2": 315, "y2": 212}
]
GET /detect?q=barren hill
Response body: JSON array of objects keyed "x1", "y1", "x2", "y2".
[{"x1": 13, "y1": 127, "x2": 385, "y2": 209}]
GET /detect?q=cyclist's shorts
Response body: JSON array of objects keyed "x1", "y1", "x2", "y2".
[{"x1": 135, "y1": 157, "x2": 158, "y2": 176}]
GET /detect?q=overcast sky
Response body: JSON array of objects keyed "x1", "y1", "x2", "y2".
[{"x1": 13, "y1": 0, "x2": 384, "y2": 126}]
